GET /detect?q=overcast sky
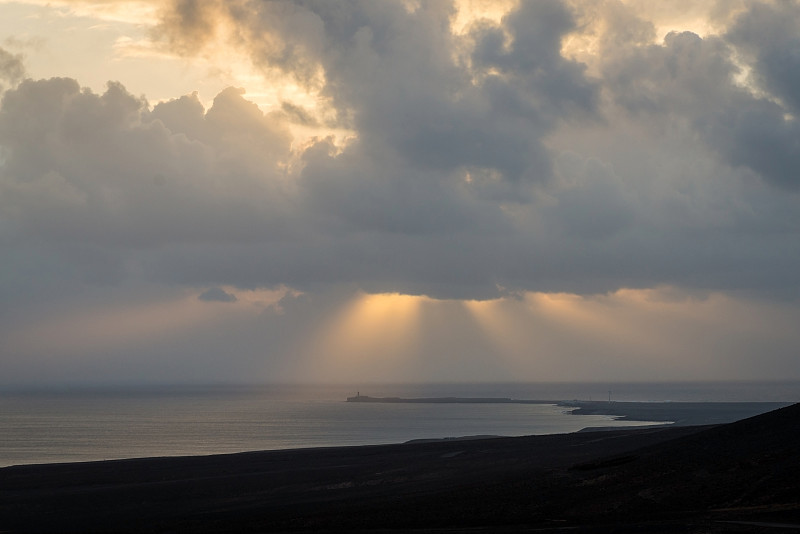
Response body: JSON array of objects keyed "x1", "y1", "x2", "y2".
[{"x1": 1, "y1": 0, "x2": 799, "y2": 385}]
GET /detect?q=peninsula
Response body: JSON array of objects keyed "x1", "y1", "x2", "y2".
[
  {"x1": 346, "y1": 394, "x2": 790, "y2": 426},
  {"x1": 346, "y1": 393, "x2": 551, "y2": 404}
]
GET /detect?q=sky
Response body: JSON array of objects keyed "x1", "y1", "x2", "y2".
[{"x1": 1, "y1": 0, "x2": 800, "y2": 385}]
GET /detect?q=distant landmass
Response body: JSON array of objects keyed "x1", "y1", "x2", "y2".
[
  {"x1": 346, "y1": 393, "x2": 552, "y2": 404},
  {"x1": 347, "y1": 394, "x2": 791, "y2": 426}
]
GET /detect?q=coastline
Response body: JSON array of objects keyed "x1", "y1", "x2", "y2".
[
  {"x1": 347, "y1": 395, "x2": 791, "y2": 427},
  {"x1": 2, "y1": 402, "x2": 798, "y2": 532},
  {"x1": 0, "y1": 423, "x2": 712, "y2": 532},
  {"x1": 2, "y1": 397, "x2": 788, "y2": 468},
  {"x1": 559, "y1": 400, "x2": 792, "y2": 426}
]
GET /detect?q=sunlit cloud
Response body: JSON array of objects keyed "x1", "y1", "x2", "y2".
[
  {"x1": 2, "y1": 0, "x2": 160, "y2": 25},
  {"x1": 112, "y1": 35, "x2": 178, "y2": 60},
  {"x1": 452, "y1": 0, "x2": 518, "y2": 34}
]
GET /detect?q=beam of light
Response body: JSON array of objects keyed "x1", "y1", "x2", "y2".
[
  {"x1": 524, "y1": 292, "x2": 626, "y2": 338},
  {"x1": 461, "y1": 297, "x2": 523, "y2": 357},
  {"x1": 295, "y1": 292, "x2": 428, "y2": 382},
  {"x1": 461, "y1": 294, "x2": 618, "y2": 380},
  {"x1": 519, "y1": 291, "x2": 695, "y2": 379},
  {"x1": 464, "y1": 292, "x2": 628, "y2": 353},
  {"x1": 282, "y1": 287, "x2": 800, "y2": 383},
  {"x1": 462, "y1": 288, "x2": 758, "y2": 380}
]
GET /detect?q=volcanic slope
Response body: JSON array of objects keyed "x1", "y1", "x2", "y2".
[{"x1": 1, "y1": 404, "x2": 798, "y2": 532}]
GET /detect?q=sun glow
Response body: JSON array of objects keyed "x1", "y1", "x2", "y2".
[
  {"x1": 462, "y1": 298, "x2": 521, "y2": 355},
  {"x1": 297, "y1": 292, "x2": 430, "y2": 381},
  {"x1": 452, "y1": 0, "x2": 518, "y2": 35},
  {"x1": 5, "y1": 0, "x2": 160, "y2": 24}
]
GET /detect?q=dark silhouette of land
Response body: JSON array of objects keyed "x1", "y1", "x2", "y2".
[
  {"x1": 563, "y1": 400, "x2": 791, "y2": 425},
  {"x1": 1, "y1": 402, "x2": 799, "y2": 532},
  {"x1": 347, "y1": 394, "x2": 551, "y2": 404},
  {"x1": 348, "y1": 394, "x2": 790, "y2": 426}
]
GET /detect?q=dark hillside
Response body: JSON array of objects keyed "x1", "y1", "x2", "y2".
[
  {"x1": 554, "y1": 402, "x2": 800, "y2": 527},
  {"x1": 1, "y1": 404, "x2": 798, "y2": 532}
]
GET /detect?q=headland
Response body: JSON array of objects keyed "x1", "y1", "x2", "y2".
[
  {"x1": 346, "y1": 393, "x2": 553, "y2": 404},
  {"x1": 347, "y1": 393, "x2": 790, "y2": 426}
]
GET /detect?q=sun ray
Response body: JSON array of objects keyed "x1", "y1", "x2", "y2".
[{"x1": 296, "y1": 292, "x2": 427, "y2": 382}]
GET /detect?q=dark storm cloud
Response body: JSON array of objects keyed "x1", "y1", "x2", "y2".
[
  {"x1": 599, "y1": 4, "x2": 800, "y2": 190},
  {"x1": 198, "y1": 287, "x2": 237, "y2": 302},
  {"x1": 726, "y1": 1, "x2": 800, "y2": 114},
  {"x1": 1, "y1": 0, "x2": 800, "y2": 306},
  {"x1": 5, "y1": 0, "x2": 800, "y2": 385}
]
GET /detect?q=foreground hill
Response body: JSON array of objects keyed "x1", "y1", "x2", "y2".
[{"x1": 1, "y1": 403, "x2": 799, "y2": 532}]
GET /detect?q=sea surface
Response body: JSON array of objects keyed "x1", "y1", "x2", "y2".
[{"x1": 1, "y1": 381, "x2": 798, "y2": 467}]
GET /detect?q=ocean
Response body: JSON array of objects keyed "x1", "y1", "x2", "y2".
[{"x1": 2, "y1": 381, "x2": 798, "y2": 467}]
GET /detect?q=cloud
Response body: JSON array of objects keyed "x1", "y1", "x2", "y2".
[
  {"x1": 2, "y1": 0, "x2": 800, "y2": 384},
  {"x1": 158, "y1": 0, "x2": 598, "y2": 190},
  {"x1": 198, "y1": 287, "x2": 237, "y2": 302},
  {"x1": 726, "y1": 1, "x2": 800, "y2": 114},
  {"x1": 0, "y1": 46, "x2": 25, "y2": 94},
  {"x1": 0, "y1": 78, "x2": 293, "y2": 248},
  {"x1": 593, "y1": 3, "x2": 800, "y2": 190},
  {"x1": 5, "y1": 0, "x2": 160, "y2": 24},
  {"x1": 1, "y1": 0, "x2": 799, "y2": 308}
]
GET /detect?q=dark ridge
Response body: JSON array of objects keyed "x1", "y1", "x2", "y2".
[{"x1": 1, "y1": 404, "x2": 798, "y2": 532}]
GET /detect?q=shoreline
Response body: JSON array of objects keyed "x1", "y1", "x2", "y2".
[
  {"x1": 3, "y1": 402, "x2": 799, "y2": 532},
  {"x1": 560, "y1": 400, "x2": 791, "y2": 425},
  {"x1": 3, "y1": 400, "x2": 789, "y2": 468},
  {"x1": 347, "y1": 395, "x2": 791, "y2": 426},
  {"x1": 0, "y1": 423, "x2": 714, "y2": 532}
]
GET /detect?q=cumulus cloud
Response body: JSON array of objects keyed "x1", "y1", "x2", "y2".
[
  {"x1": 0, "y1": 46, "x2": 25, "y2": 94},
  {"x1": 3, "y1": 0, "x2": 800, "y2": 384},
  {"x1": 593, "y1": 2, "x2": 800, "y2": 190},
  {"x1": 158, "y1": 0, "x2": 598, "y2": 190},
  {"x1": 726, "y1": 1, "x2": 800, "y2": 114},
  {"x1": 1, "y1": 0, "x2": 800, "y2": 309},
  {"x1": 0, "y1": 78, "x2": 292, "y2": 248}
]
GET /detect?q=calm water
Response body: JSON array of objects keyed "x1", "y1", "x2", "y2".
[{"x1": 2, "y1": 382, "x2": 798, "y2": 467}]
